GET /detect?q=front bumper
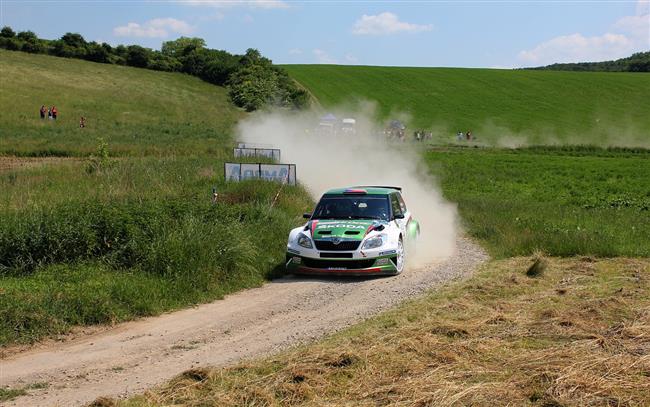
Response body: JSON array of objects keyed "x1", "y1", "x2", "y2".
[{"x1": 285, "y1": 252, "x2": 399, "y2": 276}]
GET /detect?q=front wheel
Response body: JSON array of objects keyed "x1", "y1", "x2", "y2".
[{"x1": 395, "y1": 238, "x2": 405, "y2": 274}]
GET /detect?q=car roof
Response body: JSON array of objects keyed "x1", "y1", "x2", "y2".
[{"x1": 324, "y1": 187, "x2": 399, "y2": 196}]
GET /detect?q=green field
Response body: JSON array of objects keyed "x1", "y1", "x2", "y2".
[
  {"x1": 0, "y1": 51, "x2": 312, "y2": 345},
  {"x1": 0, "y1": 50, "x2": 242, "y2": 156},
  {"x1": 427, "y1": 146, "x2": 650, "y2": 258},
  {"x1": 284, "y1": 65, "x2": 650, "y2": 146}
]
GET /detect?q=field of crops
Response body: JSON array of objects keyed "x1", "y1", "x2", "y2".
[{"x1": 284, "y1": 65, "x2": 650, "y2": 147}]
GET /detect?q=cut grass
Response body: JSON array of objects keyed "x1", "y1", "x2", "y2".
[
  {"x1": 284, "y1": 64, "x2": 650, "y2": 146},
  {"x1": 427, "y1": 147, "x2": 650, "y2": 258},
  {"x1": 120, "y1": 256, "x2": 650, "y2": 406}
]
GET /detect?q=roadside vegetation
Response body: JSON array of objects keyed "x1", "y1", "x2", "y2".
[
  {"x1": 122, "y1": 256, "x2": 650, "y2": 406},
  {"x1": 284, "y1": 64, "x2": 650, "y2": 146},
  {"x1": 0, "y1": 52, "x2": 312, "y2": 345},
  {"x1": 427, "y1": 146, "x2": 650, "y2": 258}
]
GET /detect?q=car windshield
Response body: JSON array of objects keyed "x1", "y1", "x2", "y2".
[{"x1": 311, "y1": 195, "x2": 390, "y2": 221}]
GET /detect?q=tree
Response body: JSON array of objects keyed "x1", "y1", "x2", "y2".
[
  {"x1": 228, "y1": 63, "x2": 279, "y2": 111},
  {"x1": 161, "y1": 37, "x2": 205, "y2": 58},
  {"x1": 147, "y1": 53, "x2": 182, "y2": 72},
  {"x1": 198, "y1": 49, "x2": 240, "y2": 85},
  {"x1": 126, "y1": 45, "x2": 150, "y2": 68},
  {"x1": 85, "y1": 42, "x2": 110, "y2": 63},
  {"x1": 61, "y1": 32, "x2": 87, "y2": 48},
  {"x1": 0, "y1": 26, "x2": 15, "y2": 38},
  {"x1": 16, "y1": 30, "x2": 38, "y2": 42}
]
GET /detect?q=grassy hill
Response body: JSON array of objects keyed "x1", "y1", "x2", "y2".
[
  {"x1": 0, "y1": 51, "x2": 312, "y2": 345},
  {"x1": 0, "y1": 49, "x2": 242, "y2": 156},
  {"x1": 284, "y1": 65, "x2": 650, "y2": 146}
]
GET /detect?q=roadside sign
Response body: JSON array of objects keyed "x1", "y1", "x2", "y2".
[
  {"x1": 225, "y1": 163, "x2": 297, "y2": 185},
  {"x1": 233, "y1": 147, "x2": 281, "y2": 161}
]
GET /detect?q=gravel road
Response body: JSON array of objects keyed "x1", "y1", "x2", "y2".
[{"x1": 1, "y1": 237, "x2": 487, "y2": 407}]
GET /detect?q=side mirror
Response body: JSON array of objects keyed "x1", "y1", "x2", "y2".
[
  {"x1": 302, "y1": 213, "x2": 312, "y2": 219},
  {"x1": 394, "y1": 213, "x2": 405, "y2": 220}
]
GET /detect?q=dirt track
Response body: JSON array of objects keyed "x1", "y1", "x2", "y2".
[{"x1": 1, "y1": 237, "x2": 487, "y2": 407}]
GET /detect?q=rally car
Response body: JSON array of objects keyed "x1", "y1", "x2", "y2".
[{"x1": 286, "y1": 186, "x2": 419, "y2": 276}]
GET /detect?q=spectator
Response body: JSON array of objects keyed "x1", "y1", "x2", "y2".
[
  {"x1": 79, "y1": 116, "x2": 86, "y2": 128},
  {"x1": 47, "y1": 107, "x2": 52, "y2": 119},
  {"x1": 39, "y1": 105, "x2": 46, "y2": 119},
  {"x1": 457, "y1": 131, "x2": 464, "y2": 141},
  {"x1": 466, "y1": 130, "x2": 472, "y2": 141},
  {"x1": 51, "y1": 106, "x2": 58, "y2": 120}
]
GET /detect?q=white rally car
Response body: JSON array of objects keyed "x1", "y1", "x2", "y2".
[{"x1": 286, "y1": 186, "x2": 419, "y2": 276}]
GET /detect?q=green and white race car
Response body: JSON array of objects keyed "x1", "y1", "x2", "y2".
[{"x1": 286, "y1": 186, "x2": 420, "y2": 276}]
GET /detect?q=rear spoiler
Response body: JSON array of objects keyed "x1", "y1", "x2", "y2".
[{"x1": 353, "y1": 185, "x2": 402, "y2": 191}]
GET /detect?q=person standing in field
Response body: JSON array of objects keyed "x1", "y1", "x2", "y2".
[
  {"x1": 466, "y1": 130, "x2": 472, "y2": 141},
  {"x1": 47, "y1": 107, "x2": 52, "y2": 119},
  {"x1": 51, "y1": 106, "x2": 58, "y2": 120},
  {"x1": 79, "y1": 116, "x2": 86, "y2": 128},
  {"x1": 40, "y1": 105, "x2": 46, "y2": 119},
  {"x1": 457, "y1": 131, "x2": 464, "y2": 141}
]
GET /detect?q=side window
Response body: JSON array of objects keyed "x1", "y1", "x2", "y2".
[
  {"x1": 397, "y1": 193, "x2": 407, "y2": 213},
  {"x1": 390, "y1": 194, "x2": 403, "y2": 218}
]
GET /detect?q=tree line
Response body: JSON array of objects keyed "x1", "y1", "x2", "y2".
[
  {"x1": 0, "y1": 26, "x2": 310, "y2": 111},
  {"x1": 527, "y1": 51, "x2": 650, "y2": 72}
]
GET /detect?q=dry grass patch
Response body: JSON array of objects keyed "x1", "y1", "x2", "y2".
[{"x1": 122, "y1": 257, "x2": 649, "y2": 406}]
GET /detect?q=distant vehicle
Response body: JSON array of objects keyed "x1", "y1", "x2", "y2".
[
  {"x1": 340, "y1": 118, "x2": 356, "y2": 134},
  {"x1": 286, "y1": 186, "x2": 420, "y2": 276}
]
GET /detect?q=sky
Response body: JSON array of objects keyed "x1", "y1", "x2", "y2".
[{"x1": 1, "y1": 0, "x2": 648, "y2": 68}]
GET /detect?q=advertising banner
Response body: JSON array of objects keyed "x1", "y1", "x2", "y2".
[
  {"x1": 233, "y1": 147, "x2": 281, "y2": 161},
  {"x1": 225, "y1": 163, "x2": 296, "y2": 185}
]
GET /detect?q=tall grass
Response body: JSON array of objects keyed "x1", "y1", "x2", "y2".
[{"x1": 0, "y1": 156, "x2": 312, "y2": 345}]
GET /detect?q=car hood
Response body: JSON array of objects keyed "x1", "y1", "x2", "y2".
[{"x1": 309, "y1": 219, "x2": 384, "y2": 240}]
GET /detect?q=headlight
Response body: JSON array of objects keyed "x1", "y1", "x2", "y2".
[
  {"x1": 297, "y1": 233, "x2": 313, "y2": 249},
  {"x1": 362, "y1": 235, "x2": 384, "y2": 250}
]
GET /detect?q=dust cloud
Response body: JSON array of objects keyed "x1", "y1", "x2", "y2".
[{"x1": 236, "y1": 104, "x2": 458, "y2": 264}]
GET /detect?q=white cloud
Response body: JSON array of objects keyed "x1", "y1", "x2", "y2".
[
  {"x1": 518, "y1": 33, "x2": 633, "y2": 64},
  {"x1": 313, "y1": 49, "x2": 337, "y2": 64},
  {"x1": 288, "y1": 48, "x2": 302, "y2": 55},
  {"x1": 352, "y1": 12, "x2": 432, "y2": 35},
  {"x1": 517, "y1": 2, "x2": 649, "y2": 66},
  {"x1": 113, "y1": 18, "x2": 194, "y2": 38},
  {"x1": 178, "y1": 0, "x2": 288, "y2": 9}
]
